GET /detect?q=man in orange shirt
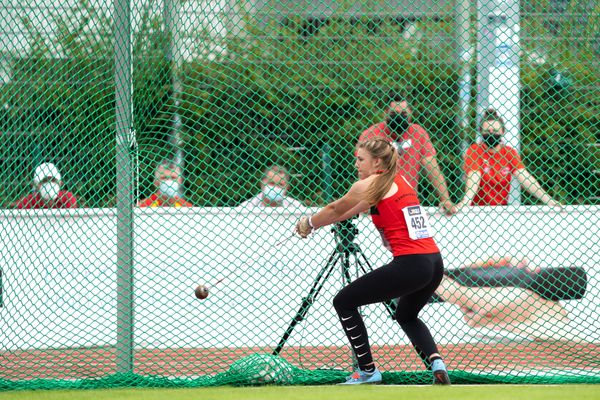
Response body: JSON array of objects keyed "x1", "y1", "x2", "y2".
[
  {"x1": 359, "y1": 94, "x2": 456, "y2": 215},
  {"x1": 138, "y1": 160, "x2": 192, "y2": 208},
  {"x1": 456, "y1": 109, "x2": 561, "y2": 209}
]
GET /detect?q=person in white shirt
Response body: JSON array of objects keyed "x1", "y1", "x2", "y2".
[{"x1": 239, "y1": 165, "x2": 305, "y2": 209}]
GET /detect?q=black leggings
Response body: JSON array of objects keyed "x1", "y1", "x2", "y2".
[{"x1": 333, "y1": 252, "x2": 444, "y2": 370}]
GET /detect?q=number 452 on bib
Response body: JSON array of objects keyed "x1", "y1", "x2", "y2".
[{"x1": 402, "y1": 205, "x2": 433, "y2": 240}]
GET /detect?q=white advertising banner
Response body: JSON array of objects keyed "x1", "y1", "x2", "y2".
[{"x1": 1, "y1": 206, "x2": 598, "y2": 351}]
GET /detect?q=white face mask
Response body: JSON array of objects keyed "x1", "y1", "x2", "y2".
[
  {"x1": 39, "y1": 182, "x2": 60, "y2": 201},
  {"x1": 262, "y1": 184, "x2": 286, "y2": 203},
  {"x1": 159, "y1": 180, "x2": 180, "y2": 198}
]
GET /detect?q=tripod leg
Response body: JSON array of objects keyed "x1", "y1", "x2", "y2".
[
  {"x1": 354, "y1": 250, "x2": 397, "y2": 320},
  {"x1": 341, "y1": 249, "x2": 353, "y2": 284},
  {"x1": 272, "y1": 251, "x2": 341, "y2": 355}
]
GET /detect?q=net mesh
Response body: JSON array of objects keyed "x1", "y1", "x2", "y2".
[{"x1": 1, "y1": 0, "x2": 599, "y2": 390}]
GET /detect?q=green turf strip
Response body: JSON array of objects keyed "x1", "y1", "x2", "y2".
[{"x1": 2, "y1": 385, "x2": 600, "y2": 400}]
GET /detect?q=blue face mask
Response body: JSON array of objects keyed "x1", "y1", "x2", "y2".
[
  {"x1": 262, "y1": 185, "x2": 286, "y2": 203},
  {"x1": 159, "y1": 180, "x2": 180, "y2": 198}
]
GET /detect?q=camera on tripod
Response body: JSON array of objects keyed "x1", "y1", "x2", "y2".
[
  {"x1": 273, "y1": 214, "x2": 398, "y2": 356},
  {"x1": 332, "y1": 218, "x2": 358, "y2": 248}
]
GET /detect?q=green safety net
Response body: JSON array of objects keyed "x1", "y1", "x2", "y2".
[{"x1": 1, "y1": 0, "x2": 599, "y2": 390}]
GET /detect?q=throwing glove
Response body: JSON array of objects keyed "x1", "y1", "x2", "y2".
[{"x1": 295, "y1": 216, "x2": 313, "y2": 238}]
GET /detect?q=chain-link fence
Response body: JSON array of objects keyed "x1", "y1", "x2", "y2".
[{"x1": 0, "y1": 0, "x2": 599, "y2": 389}]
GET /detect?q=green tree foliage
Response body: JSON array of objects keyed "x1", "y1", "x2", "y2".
[
  {"x1": 0, "y1": 0, "x2": 171, "y2": 207},
  {"x1": 1, "y1": 3, "x2": 597, "y2": 207}
]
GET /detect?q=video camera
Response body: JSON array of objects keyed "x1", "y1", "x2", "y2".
[{"x1": 332, "y1": 218, "x2": 358, "y2": 248}]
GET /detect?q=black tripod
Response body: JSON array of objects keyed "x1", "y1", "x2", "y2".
[{"x1": 272, "y1": 219, "x2": 397, "y2": 356}]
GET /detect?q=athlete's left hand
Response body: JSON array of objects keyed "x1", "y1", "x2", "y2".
[{"x1": 295, "y1": 216, "x2": 313, "y2": 238}]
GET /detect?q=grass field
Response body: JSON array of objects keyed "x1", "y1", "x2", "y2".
[{"x1": 1, "y1": 385, "x2": 600, "y2": 400}]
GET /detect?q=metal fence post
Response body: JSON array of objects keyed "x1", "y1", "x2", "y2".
[
  {"x1": 477, "y1": 0, "x2": 521, "y2": 204},
  {"x1": 114, "y1": 0, "x2": 135, "y2": 374}
]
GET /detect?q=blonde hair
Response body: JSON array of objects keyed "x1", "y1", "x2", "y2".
[{"x1": 356, "y1": 138, "x2": 399, "y2": 204}]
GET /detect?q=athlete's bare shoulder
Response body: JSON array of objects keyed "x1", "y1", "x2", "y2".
[{"x1": 348, "y1": 176, "x2": 375, "y2": 198}]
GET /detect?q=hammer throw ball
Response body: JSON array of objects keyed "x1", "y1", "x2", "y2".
[{"x1": 195, "y1": 284, "x2": 209, "y2": 299}]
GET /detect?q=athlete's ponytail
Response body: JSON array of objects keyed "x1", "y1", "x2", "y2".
[{"x1": 356, "y1": 138, "x2": 398, "y2": 204}]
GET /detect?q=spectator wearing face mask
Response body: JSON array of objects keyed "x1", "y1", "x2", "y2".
[
  {"x1": 138, "y1": 160, "x2": 193, "y2": 207},
  {"x1": 455, "y1": 109, "x2": 562, "y2": 210},
  {"x1": 239, "y1": 165, "x2": 305, "y2": 209},
  {"x1": 358, "y1": 94, "x2": 457, "y2": 215},
  {"x1": 14, "y1": 162, "x2": 78, "y2": 209}
]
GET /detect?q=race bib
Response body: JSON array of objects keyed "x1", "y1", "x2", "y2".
[{"x1": 402, "y1": 205, "x2": 432, "y2": 240}]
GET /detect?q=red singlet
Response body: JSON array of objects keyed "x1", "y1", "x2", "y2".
[{"x1": 370, "y1": 175, "x2": 440, "y2": 257}]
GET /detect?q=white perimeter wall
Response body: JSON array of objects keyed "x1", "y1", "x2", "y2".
[{"x1": 0, "y1": 205, "x2": 599, "y2": 351}]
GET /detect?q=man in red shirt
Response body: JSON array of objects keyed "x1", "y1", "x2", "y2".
[
  {"x1": 359, "y1": 95, "x2": 456, "y2": 215},
  {"x1": 138, "y1": 160, "x2": 193, "y2": 208},
  {"x1": 14, "y1": 162, "x2": 77, "y2": 209}
]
